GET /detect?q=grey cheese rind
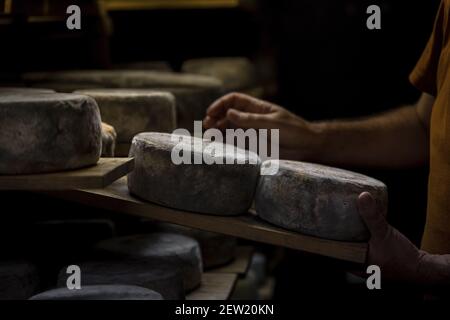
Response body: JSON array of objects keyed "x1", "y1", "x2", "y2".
[
  {"x1": 0, "y1": 92, "x2": 102, "y2": 174},
  {"x1": 30, "y1": 285, "x2": 163, "y2": 300},
  {"x1": 128, "y1": 132, "x2": 261, "y2": 216},
  {"x1": 74, "y1": 89, "x2": 177, "y2": 144},
  {"x1": 154, "y1": 87, "x2": 223, "y2": 133},
  {"x1": 182, "y1": 57, "x2": 256, "y2": 92},
  {"x1": 95, "y1": 233, "x2": 202, "y2": 292},
  {"x1": 23, "y1": 70, "x2": 223, "y2": 90},
  {"x1": 57, "y1": 260, "x2": 184, "y2": 300},
  {"x1": 156, "y1": 223, "x2": 237, "y2": 269},
  {"x1": 255, "y1": 160, "x2": 388, "y2": 241}
]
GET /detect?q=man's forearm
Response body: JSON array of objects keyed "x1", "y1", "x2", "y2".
[{"x1": 305, "y1": 105, "x2": 429, "y2": 168}]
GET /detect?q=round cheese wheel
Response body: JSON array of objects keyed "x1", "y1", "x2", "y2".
[
  {"x1": 0, "y1": 87, "x2": 55, "y2": 94},
  {"x1": 0, "y1": 261, "x2": 40, "y2": 300},
  {"x1": 113, "y1": 61, "x2": 173, "y2": 72},
  {"x1": 74, "y1": 89, "x2": 177, "y2": 144},
  {"x1": 128, "y1": 132, "x2": 261, "y2": 215},
  {"x1": 0, "y1": 92, "x2": 102, "y2": 174},
  {"x1": 23, "y1": 70, "x2": 223, "y2": 90},
  {"x1": 30, "y1": 285, "x2": 163, "y2": 300},
  {"x1": 182, "y1": 57, "x2": 256, "y2": 92},
  {"x1": 156, "y1": 223, "x2": 237, "y2": 269},
  {"x1": 57, "y1": 260, "x2": 184, "y2": 300},
  {"x1": 255, "y1": 160, "x2": 388, "y2": 241},
  {"x1": 95, "y1": 233, "x2": 202, "y2": 292},
  {"x1": 153, "y1": 87, "x2": 223, "y2": 133}
]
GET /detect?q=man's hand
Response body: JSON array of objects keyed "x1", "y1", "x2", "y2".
[
  {"x1": 358, "y1": 192, "x2": 450, "y2": 286},
  {"x1": 203, "y1": 93, "x2": 322, "y2": 160}
]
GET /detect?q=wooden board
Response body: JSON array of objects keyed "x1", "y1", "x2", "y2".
[
  {"x1": 212, "y1": 246, "x2": 253, "y2": 275},
  {"x1": 187, "y1": 273, "x2": 238, "y2": 300},
  {"x1": 48, "y1": 178, "x2": 368, "y2": 263},
  {"x1": 103, "y1": 0, "x2": 239, "y2": 11},
  {"x1": 0, "y1": 158, "x2": 134, "y2": 190}
]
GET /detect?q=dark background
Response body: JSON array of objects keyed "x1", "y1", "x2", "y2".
[{"x1": 0, "y1": 0, "x2": 442, "y2": 300}]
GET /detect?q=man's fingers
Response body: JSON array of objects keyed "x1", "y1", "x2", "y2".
[
  {"x1": 203, "y1": 115, "x2": 216, "y2": 129},
  {"x1": 226, "y1": 109, "x2": 278, "y2": 129},
  {"x1": 357, "y1": 192, "x2": 389, "y2": 240},
  {"x1": 207, "y1": 93, "x2": 272, "y2": 118}
]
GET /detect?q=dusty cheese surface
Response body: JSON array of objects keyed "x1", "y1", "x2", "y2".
[
  {"x1": 256, "y1": 160, "x2": 388, "y2": 241},
  {"x1": 128, "y1": 132, "x2": 261, "y2": 216},
  {"x1": 0, "y1": 92, "x2": 102, "y2": 174}
]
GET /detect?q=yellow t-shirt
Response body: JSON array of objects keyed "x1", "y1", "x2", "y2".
[{"x1": 410, "y1": 0, "x2": 450, "y2": 253}]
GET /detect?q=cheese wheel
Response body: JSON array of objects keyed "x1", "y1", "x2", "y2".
[
  {"x1": 182, "y1": 57, "x2": 256, "y2": 92},
  {"x1": 74, "y1": 89, "x2": 177, "y2": 144},
  {"x1": 30, "y1": 285, "x2": 163, "y2": 300},
  {"x1": 255, "y1": 160, "x2": 388, "y2": 241},
  {"x1": 128, "y1": 132, "x2": 261, "y2": 215},
  {"x1": 153, "y1": 87, "x2": 223, "y2": 133},
  {"x1": 95, "y1": 233, "x2": 202, "y2": 292},
  {"x1": 23, "y1": 70, "x2": 223, "y2": 90},
  {"x1": 0, "y1": 261, "x2": 40, "y2": 300},
  {"x1": 0, "y1": 92, "x2": 102, "y2": 174},
  {"x1": 156, "y1": 223, "x2": 237, "y2": 269},
  {"x1": 0, "y1": 87, "x2": 55, "y2": 94},
  {"x1": 57, "y1": 260, "x2": 184, "y2": 300},
  {"x1": 113, "y1": 61, "x2": 172, "y2": 72}
]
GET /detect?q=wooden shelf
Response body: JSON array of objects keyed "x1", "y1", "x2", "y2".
[
  {"x1": 48, "y1": 178, "x2": 367, "y2": 263},
  {"x1": 101, "y1": 0, "x2": 239, "y2": 11},
  {"x1": 187, "y1": 272, "x2": 238, "y2": 300},
  {"x1": 212, "y1": 246, "x2": 253, "y2": 274},
  {"x1": 0, "y1": 158, "x2": 134, "y2": 190}
]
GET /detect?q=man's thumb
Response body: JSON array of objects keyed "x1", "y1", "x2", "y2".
[{"x1": 357, "y1": 192, "x2": 388, "y2": 239}]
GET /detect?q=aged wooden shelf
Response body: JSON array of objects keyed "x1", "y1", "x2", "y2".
[
  {"x1": 48, "y1": 177, "x2": 368, "y2": 263},
  {"x1": 187, "y1": 272, "x2": 238, "y2": 300},
  {"x1": 101, "y1": 0, "x2": 239, "y2": 11},
  {"x1": 212, "y1": 246, "x2": 254, "y2": 274},
  {"x1": 0, "y1": 158, "x2": 134, "y2": 191}
]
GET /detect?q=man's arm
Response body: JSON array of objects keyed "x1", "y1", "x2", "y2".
[{"x1": 204, "y1": 92, "x2": 434, "y2": 168}]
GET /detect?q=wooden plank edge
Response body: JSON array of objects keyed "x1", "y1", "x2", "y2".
[
  {"x1": 50, "y1": 189, "x2": 368, "y2": 264},
  {"x1": 0, "y1": 158, "x2": 134, "y2": 190}
]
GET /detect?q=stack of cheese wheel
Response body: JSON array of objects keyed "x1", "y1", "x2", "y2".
[
  {"x1": 112, "y1": 61, "x2": 173, "y2": 72},
  {"x1": 95, "y1": 233, "x2": 203, "y2": 292},
  {"x1": 255, "y1": 160, "x2": 388, "y2": 241},
  {"x1": 128, "y1": 132, "x2": 261, "y2": 215},
  {"x1": 23, "y1": 70, "x2": 223, "y2": 92},
  {"x1": 0, "y1": 87, "x2": 55, "y2": 94},
  {"x1": 57, "y1": 259, "x2": 184, "y2": 300},
  {"x1": 74, "y1": 89, "x2": 177, "y2": 156},
  {"x1": 23, "y1": 70, "x2": 224, "y2": 133},
  {"x1": 30, "y1": 285, "x2": 163, "y2": 300},
  {"x1": 0, "y1": 91, "x2": 102, "y2": 174},
  {"x1": 155, "y1": 223, "x2": 237, "y2": 269},
  {"x1": 0, "y1": 261, "x2": 40, "y2": 300},
  {"x1": 152, "y1": 86, "x2": 223, "y2": 133},
  {"x1": 182, "y1": 57, "x2": 257, "y2": 93}
]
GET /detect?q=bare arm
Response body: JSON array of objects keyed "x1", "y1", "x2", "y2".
[
  {"x1": 311, "y1": 93, "x2": 434, "y2": 168},
  {"x1": 204, "y1": 92, "x2": 434, "y2": 168}
]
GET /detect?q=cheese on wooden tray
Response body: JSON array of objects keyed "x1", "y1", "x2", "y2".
[
  {"x1": 75, "y1": 89, "x2": 177, "y2": 144},
  {"x1": 255, "y1": 160, "x2": 388, "y2": 241},
  {"x1": 128, "y1": 132, "x2": 261, "y2": 215},
  {"x1": 57, "y1": 260, "x2": 184, "y2": 300},
  {"x1": 0, "y1": 92, "x2": 102, "y2": 174},
  {"x1": 95, "y1": 233, "x2": 202, "y2": 292},
  {"x1": 156, "y1": 223, "x2": 237, "y2": 269},
  {"x1": 30, "y1": 285, "x2": 163, "y2": 300}
]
